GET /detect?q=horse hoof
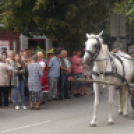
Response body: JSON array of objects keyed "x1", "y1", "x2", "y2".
[
  {"x1": 123, "y1": 113, "x2": 128, "y2": 117},
  {"x1": 108, "y1": 120, "x2": 114, "y2": 124},
  {"x1": 90, "y1": 121, "x2": 96, "y2": 127},
  {"x1": 118, "y1": 110, "x2": 123, "y2": 115},
  {"x1": 90, "y1": 123, "x2": 96, "y2": 127}
]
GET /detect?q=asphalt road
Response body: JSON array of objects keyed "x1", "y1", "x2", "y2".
[{"x1": 0, "y1": 88, "x2": 134, "y2": 134}]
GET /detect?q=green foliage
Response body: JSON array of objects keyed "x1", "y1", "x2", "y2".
[
  {"x1": 113, "y1": 0, "x2": 134, "y2": 25},
  {"x1": 0, "y1": 0, "x2": 120, "y2": 52},
  {"x1": 112, "y1": 0, "x2": 134, "y2": 41}
]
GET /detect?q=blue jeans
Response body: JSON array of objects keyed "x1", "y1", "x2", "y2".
[
  {"x1": 14, "y1": 81, "x2": 25, "y2": 106},
  {"x1": 73, "y1": 73, "x2": 83, "y2": 90},
  {"x1": 59, "y1": 74, "x2": 70, "y2": 97}
]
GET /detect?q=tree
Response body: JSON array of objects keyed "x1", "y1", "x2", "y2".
[
  {"x1": 113, "y1": 0, "x2": 134, "y2": 41},
  {"x1": 113, "y1": 0, "x2": 134, "y2": 25},
  {"x1": 0, "y1": 0, "x2": 121, "y2": 52}
]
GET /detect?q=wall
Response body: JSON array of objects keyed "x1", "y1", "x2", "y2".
[{"x1": 0, "y1": 29, "x2": 20, "y2": 52}]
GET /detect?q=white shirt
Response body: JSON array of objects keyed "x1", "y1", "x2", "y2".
[
  {"x1": 39, "y1": 60, "x2": 46, "y2": 68},
  {"x1": 21, "y1": 56, "x2": 24, "y2": 61}
]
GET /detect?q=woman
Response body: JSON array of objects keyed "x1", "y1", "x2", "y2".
[
  {"x1": 37, "y1": 52, "x2": 49, "y2": 104},
  {"x1": 13, "y1": 53, "x2": 27, "y2": 110},
  {"x1": 0, "y1": 56, "x2": 12, "y2": 107},
  {"x1": 28, "y1": 55, "x2": 43, "y2": 109}
]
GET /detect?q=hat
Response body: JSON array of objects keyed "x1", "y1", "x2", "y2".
[
  {"x1": 47, "y1": 49, "x2": 54, "y2": 54},
  {"x1": 54, "y1": 49, "x2": 61, "y2": 55}
]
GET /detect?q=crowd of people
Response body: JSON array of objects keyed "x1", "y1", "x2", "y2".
[{"x1": 0, "y1": 48, "x2": 92, "y2": 110}]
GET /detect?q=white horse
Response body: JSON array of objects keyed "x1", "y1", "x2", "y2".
[{"x1": 83, "y1": 32, "x2": 134, "y2": 126}]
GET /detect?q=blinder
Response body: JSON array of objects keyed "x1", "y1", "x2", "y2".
[{"x1": 85, "y1": 38, "x2": 101, "y2": 62}]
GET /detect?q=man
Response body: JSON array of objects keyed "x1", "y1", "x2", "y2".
[
  {"x1": 0, "y1": 56, "x2": 12, "y2": 107},
  {"x1": 72, "y1": 49, "x2": 83, "y2": 97},
  {"x1": 1, "y1": 48, "x2": 7, "y2": 54},
  {"x1": 59, "y1": 50, "x2": 71, "y2": 100},
  {"x1": 111, "y1": 49, "x2": 117, "y2": 53},
  {"x1": 48, "y1": 49, "x2": 61, "y2": 101}
]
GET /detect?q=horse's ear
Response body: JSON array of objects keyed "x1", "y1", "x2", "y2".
[
  {"x1": 86, "y1": 33, "x2": 90, "y2": 38},
  {"x1": 99, "y1": 31, "x2": 103, "y2": 36}
]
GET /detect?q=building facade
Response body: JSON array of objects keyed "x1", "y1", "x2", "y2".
[{"x1": 0, "y1": 27, "x2": 57, "y2": 53}]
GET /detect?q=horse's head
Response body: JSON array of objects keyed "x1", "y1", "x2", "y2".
[{"x1": 82, "y1": 31, "x2": 103, "y2": 65}]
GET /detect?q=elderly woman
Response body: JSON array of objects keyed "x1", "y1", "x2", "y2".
[
  {"x1": 0, "y1": 56, "x2": 12, "y2": 107},
  {"x1": 28, "y1": 55, "x2": 43, "y2": 110}
]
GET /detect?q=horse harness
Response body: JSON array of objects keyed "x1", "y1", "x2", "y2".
[{"x1": 85, "y1": 37, "x2": 131, "y2": 95}]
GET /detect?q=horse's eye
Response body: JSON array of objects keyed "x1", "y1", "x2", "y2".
[
  {"x1": 94, "y1": 43, "x2": 99, "y2": 48},
  {"x1": 94, "y1": 44, "x2": 97, "y2": 48}
]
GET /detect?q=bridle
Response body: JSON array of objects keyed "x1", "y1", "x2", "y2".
[{"x1": 85, "y1": 38, "x2": 102, "y2": 63}]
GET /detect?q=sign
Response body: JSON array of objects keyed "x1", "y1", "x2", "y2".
[
  {"x1": 0, "y1": 40, "x2": 10, "y2": 54},
  {"x1": 110, "y1": 14, "x2": 126, "y2": 37},
  {"x1": 20, "y1": 34, "x2": 28, "y2": 50}
]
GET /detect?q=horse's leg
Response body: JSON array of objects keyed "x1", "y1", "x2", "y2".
[
  {"x1": 123, "y1": 87, "x2": 128, "y2": 116},
  {"x1": 108, "y1": 85, "x2": 114, "y2": 124},
  {"x1": 91, "y1": 83, "x2": 99, "y2": 126},
  {"x1": 118, "y1": 88, "x2": 123, "y2": 114}
]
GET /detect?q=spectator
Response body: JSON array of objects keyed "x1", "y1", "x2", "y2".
[
  {"x1": 37, "y1": 52, "x2": 49, "y2": 105},
  {"x1": 0, "y1": 56, "x2": 12, "y2": 107},
  {"x1": 111, "y1": 49, "x2": 117, "y2": 53},
  {"x1": 28, "y1": 49, "x2": 33, "y2": 58},
  {"x1": 2, "y1": 52, "x2": 7, "y2": 63},
  {"x1": 23, "y1": 51, "x2": 30, "y2": 67},
  {"x1": 72, "y1": 49, "x2": 84, "y2": 97},
  {"x1": 13, "y1": 53, "x2": 27, "y2": 110},
  {"x1": 2, "y1": 52, "x2": 7, "y2": 59},
  {"x1": 6, "y1": 50, "x2": 15, "y2": 102},
  {"x1": 59, "y1": 50, "x2": 71, "y2": 100},
  {"x1": 1, "y1": 48, "x2": 7, "y2": 54},
  {"x1": 28, "y1": 55, "x2": 43, "y2": 110},
  {"x1": 48, "y1": 49, "x2": 61, "y2": 101}
]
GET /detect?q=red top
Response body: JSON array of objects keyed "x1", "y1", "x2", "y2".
[{"x1": 72, "y1": 56, "x2": 83, "y2": 74}]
